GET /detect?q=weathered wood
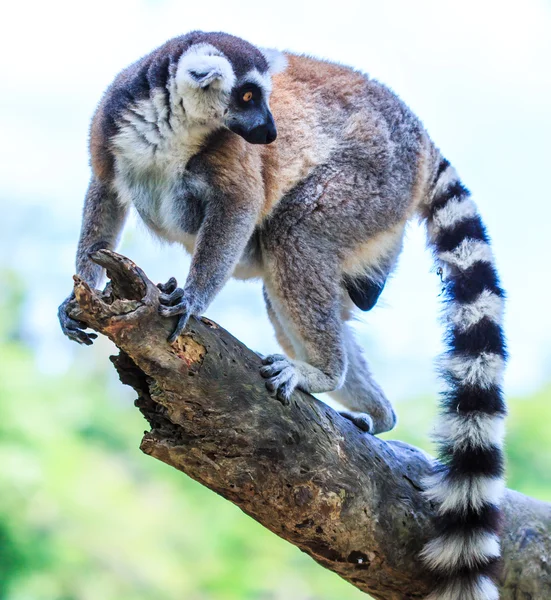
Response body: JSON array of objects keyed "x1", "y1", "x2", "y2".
[{"x1": 70, "y1": 250, "x2": 551, "y2": 600}]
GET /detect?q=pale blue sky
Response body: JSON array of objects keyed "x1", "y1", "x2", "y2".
[{"x1": 1, "y1": 0, "x2": 550, "y2": 401}]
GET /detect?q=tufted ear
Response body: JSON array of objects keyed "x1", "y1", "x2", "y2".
[
  {"x1": 261, "y1": 48, "x2": 288, "y2": 75},
  {"x1": 176, "y1": 48, "x2": 235, "y2": 90},
  {"x1": 188, "y1": 66, "x2": 224, "y2": 88}
]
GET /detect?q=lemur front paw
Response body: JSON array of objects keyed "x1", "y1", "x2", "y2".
[
  {"x1": 58, "y1": 293, "x2": 98, "y2": 346},
  {"x1": 157, "y1": 278, "x2": 200, "y2": 343},
  {"x1": 260, "y1": 354, "x2": 299, "y2": 405},
  {"x1": 157, "y1": 277, "x2": 178, "y2": 295}
]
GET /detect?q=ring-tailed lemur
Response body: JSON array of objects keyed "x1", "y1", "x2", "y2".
[{"x1": 58, "y1": 31, "x2": 507, "y2": 600}]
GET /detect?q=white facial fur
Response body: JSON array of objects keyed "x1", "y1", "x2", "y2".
[
  {"x1": 231, "y1": 50, "x2": 286, "y2": 112},
  {"x1": 175, "y1": 43, "x2": 236, "y2": 123},
  {"x1": 242, "y1": 68, "x2": 273, "y2": 99}
]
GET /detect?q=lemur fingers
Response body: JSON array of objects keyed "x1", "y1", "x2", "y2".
[
  {"x1": 157, "y1": 277, "x2": 178, "y2": 295},
  {"x1": 260, "y1": 353, "x2": 346, "y2": 408},
  {"x1": 63, "y1": 320, "x2": 98, "y2": 346},
  {"x1": 58, "y1": 295, "x2": 98, "y2": 346},
  {"x1": 159, "y1": 287, "x2": 186, "y2": 306},
  {"x1": 158, "y1": 300, "x2": 190, "y2": 318},
  {"x1": 260, "y1": 355, "x2": 298, "y2": 405},
  {"x1": 261, "y1": 353, "x2": 287, "y2": 366},
  {"x1": 260, "y1": 358, "x2": 290, "y2": 377},
  {"x1": 157, "y1": 290, "x2": 194, "y2": 342}
]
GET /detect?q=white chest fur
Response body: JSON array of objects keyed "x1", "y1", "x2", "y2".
[
  {"x1": 110, "y1": 83, "x2": 217, "y2": 243},
  {"x1": 113, "y1": 153, "x2": 206, "y2": 252}
]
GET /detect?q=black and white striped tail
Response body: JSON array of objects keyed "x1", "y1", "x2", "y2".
[{"x1": 421, "y1": 158, "x2": 507, "y2": 600}]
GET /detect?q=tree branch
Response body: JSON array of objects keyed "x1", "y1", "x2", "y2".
[{"x1": 70, "y1": 250, "x2": 551, "y2": 600}]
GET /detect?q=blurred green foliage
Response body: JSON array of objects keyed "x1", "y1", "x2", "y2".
[{"x1": 0, "y1": 277, "x2": 550, "y2": 600}]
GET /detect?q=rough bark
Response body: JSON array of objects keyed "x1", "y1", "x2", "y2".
[{"x1": 69, "y1": 250, "x2": 551, "y2": 600}]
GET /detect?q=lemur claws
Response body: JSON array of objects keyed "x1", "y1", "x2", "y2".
[
  {"x1": 260, "y1": 354, "x2": 298, "y2": 405},
  {"x1": 158, "y1": 298, "x2": 191, "y2": 342},
  {"x1": 167, "y1": 312, "x2": 191, "y2": 343},
  {"x1": 58, "y1": 295, "x2": 98, "y2": 345}
]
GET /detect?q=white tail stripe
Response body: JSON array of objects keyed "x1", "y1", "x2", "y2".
[
  {"x1": 423, "y1": 472, "x2": 505, "y2": 514},
  {"x1": 442, "y1": 352, "x2": 505, "y2": 388},
  {"x1": 422, "y1": 531, "x2": 500, "y2": 571},
  {"x1": 429, "y1": 197, "x2": 478, "y2": 239},
  {"x1": 438, "y1": 239, "x2": 494, "y2": 271},
  {"x1": 431, "y1": 165, "x2": 460, "y2": 200},
  {"x1": 448, "y1": 290, "x2": 505, "y2": 332},
  {"x1": 434, "y1": 412, "x2": 505, "y2": 451},
  {"x1": 475, "y1": 577, "x2": 500, "y2": 600},
  {"x1": 425, "y1": 576, "x2": 499, "y2": 600}
]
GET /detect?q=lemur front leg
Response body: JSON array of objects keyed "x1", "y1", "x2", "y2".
[
  {"x1": 158, "y1": 202, "x2": 258, "y2": 342},
  {"x1": 58, "y1": 177, "x2": 128, "y2": 344}
]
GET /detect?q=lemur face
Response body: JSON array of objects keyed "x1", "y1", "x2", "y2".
[
  {"x1": 175, "y1": 38, "x2": 283, "y2": 144},
  {"x1": 225, "y1": 73, "x2": 277, "y2": 145}
]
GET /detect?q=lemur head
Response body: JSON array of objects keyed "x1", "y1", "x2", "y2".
[{"x1": 175, "y1": 32, "x2": 286, "y2": 144}]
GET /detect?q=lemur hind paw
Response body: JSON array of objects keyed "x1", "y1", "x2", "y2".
[
  {"x1": 339, "y1": 410, "x2": 374, "y2": 434},
  {"x1": 260, "y1": 354, "x2": 298, "y2": 405}
]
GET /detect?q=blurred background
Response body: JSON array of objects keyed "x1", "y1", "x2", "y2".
[{"x1": 1, "y1": 0, "x2": 550, "y2": 598}]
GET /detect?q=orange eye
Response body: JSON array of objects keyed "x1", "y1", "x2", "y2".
[{"x1": 242, "y1": 91, "x2": 253, "y2": 102}]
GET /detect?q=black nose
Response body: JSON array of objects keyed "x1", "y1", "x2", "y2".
[
  {"x1": 266, "y1": 123, "x2": 277, "y2": 143},
  {"x1": 246, "y1": 122, "x2": 277, "y2": 144}
]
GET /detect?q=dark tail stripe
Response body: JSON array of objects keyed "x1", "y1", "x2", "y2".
[
  {"x1": 448, "y1": 262, "x2": 505, "y2": 303},
  {"x1": 435, "y1": 157, "x2": 451, "y2": 180},
  {"x1": 434, "y1": 215, "x2": 490, "y2": 253},
  {"x1": 429, "y1": 179, "x2": 470, "y2": 217},
  {"x1": 440, "y1": 444, "x2": 505, "y2": 478},
  {"x1": 442, "y1": 385, "x2": 507, "y2": 415},
  {"x1": 432, "y1": 561, "x2": 502, "y2": 582},
  {"x1": 439, "y1": 503, "x2": 501, "y2": 532},
  {"x1": 450, "y1": 318, "x2": 507, "y2": 358}
]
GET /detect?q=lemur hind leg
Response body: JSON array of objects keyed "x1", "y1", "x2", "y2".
[
  {"x1": 329, "y1": 322, "x2": 396, "y2": 434},
  {"x1": 263, "y1": 283, "x2": 395, "y2": 434},
  {"x1": 262, "y1": 286, "x2": 296, "y2": 359},
  {"x1": 261, "y1": 257, "x2": 393, "y2": 434},
  {"x1": 260, "y1": 242, "x2": 347, "y2": 405}
]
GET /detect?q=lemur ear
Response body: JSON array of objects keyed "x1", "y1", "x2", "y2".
[
  {"x1": 188, "y1": 67, "x2": 223, "y2": 88},
  {"x1": 177, "y1": 50, "x2": 235, "y2": 90},
  {"x1": 261, "y1": 48, "x2": 288, "y2": 75}
]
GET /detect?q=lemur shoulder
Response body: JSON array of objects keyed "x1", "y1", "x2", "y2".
[{"x1": 59, "y1": 31, "x2": 507, "y2": 600}]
